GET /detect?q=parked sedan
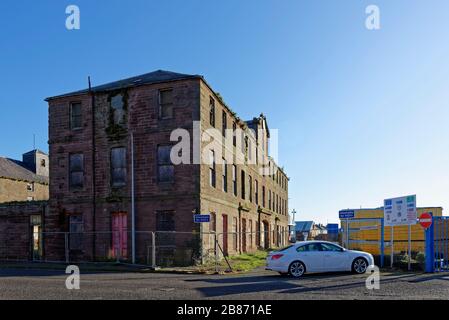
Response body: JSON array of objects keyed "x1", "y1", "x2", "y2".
[{"x1": 266, "y1": 241, "x2": 375, "y2": 278}]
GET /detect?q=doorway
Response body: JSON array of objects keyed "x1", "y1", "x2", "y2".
[
  {"x1": 222, "y1": 214, "x2": 228, "y2": 256},
  {"x1": 112, "y1": 212, "x2": 128, "y2": 259},
  {"x1": 30, "y1": 215, "x2": 42, "y2": 261}
]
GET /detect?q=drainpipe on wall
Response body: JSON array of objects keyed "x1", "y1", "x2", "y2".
[{"x1": 89, "y1": 77, "x2": 97, "y2": 261}]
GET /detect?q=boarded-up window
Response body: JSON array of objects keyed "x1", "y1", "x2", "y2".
[
  {"x1": 159, "y1": 89, "x2": 174, "y2": 119},
  {"x1": 69, "y1": 215, "x2": 83, "y2": 251},
  {"x1": 158, "y1": 145, "x2": 174, "y2": 183},
  {"x1": 111, "y1": 147, "x2": 126, "y2": 187},
  {"x1": 156, "y1": 211, "x2": 175, "y2": 245},
  {"x1": 69, "y1": 154, "x2": 84, "y2": 189},
  {"x1": 111, "y1": 94, "x2": 125, "y2": 125},
  {"x1": 70, "y1": 102, "x2": 82, "y2": 130}
]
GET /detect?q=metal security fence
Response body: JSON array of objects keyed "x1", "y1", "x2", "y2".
[{"x1": 0, "y1": 230, "x2": 291, "y2": 269}]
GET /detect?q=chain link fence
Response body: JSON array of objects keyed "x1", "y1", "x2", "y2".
[{"x1": 0, "y1": 230, "x2": 292, "y2": 269}]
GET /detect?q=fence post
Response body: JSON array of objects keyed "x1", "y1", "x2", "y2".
[
  {"x1": 151, "y1": 232, "x2": 156, "y2": 269},
  {"x1": 425, "y1": 214, "x2": 435, "y2": 273},
  {"x1": 214, "y1": 233, "x2": 218, "y2": 274},
  {"x1": 64, "y1": 232, "x2": 69, "y2": 263}
]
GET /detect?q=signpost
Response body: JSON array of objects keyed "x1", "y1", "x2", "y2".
[
  {"x1": 339, "y1": 210, "x2": 355, "y2": 248},
  {"x1": 384, "y1": 195, "x2": 417, "y2": 270}
]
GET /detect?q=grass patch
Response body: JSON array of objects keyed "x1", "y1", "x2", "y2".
[{"x1": 223, "y1": 250, "x2": 269, "y2": 272}]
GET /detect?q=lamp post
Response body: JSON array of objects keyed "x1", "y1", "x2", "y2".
[{"x1": 289, "y1": 209, "x2": 296, "y2": 243}]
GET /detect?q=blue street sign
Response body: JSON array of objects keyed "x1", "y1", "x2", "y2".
[
  {"x1": 339, "y1": 210, "x2": 355, "y2": 219},
  {"x1": 193, "y1": 214, "x2": 211, "y2": 223}
]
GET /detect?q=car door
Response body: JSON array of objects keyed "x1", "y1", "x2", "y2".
[
  {"x1": 296, "y1": 243, "x2": 324, "y2": 272},
  {"x1": 321, "y1": 243, "x2": 349, "y2": 271}
]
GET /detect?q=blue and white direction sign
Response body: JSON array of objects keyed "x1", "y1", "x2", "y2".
[
  {"x1": 193, "y1": 214, "x2": 211, "y2": 223},
  {"x1": 339, "y1": 210, "x2": 355, "y2": 219},
  {"x1": 384, "y1": 195, "x2": 417, "y2": 226}
]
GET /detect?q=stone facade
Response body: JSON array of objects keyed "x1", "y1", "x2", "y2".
[
  {"x1": 0, "y1": 178, "x2": 48, "y2": 203},
  {"x1": 45, "y1": 70, "x2": 289, "y2": 264}
]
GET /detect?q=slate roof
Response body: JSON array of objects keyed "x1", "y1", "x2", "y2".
[
  {"x1": 0, "y1": 157, "x2": 49, "y2": 184},
  {"x1": 295, "y1": 221, "x2": 314, "y2": 233},
  {"x1": 45, "y1": 70, "x2": 202, "y2": 101}
]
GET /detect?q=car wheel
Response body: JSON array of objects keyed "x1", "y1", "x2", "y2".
[
  {"x1": 352, "y1": 257, "x2": 368, "y2": 274},
  {"x1": 288, "y1": 261, "x2": 305, "y2": 278}
]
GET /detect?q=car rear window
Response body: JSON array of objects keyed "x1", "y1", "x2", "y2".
[{"x1": 277, "y1": 245, "x2": 294, "y2": 252}]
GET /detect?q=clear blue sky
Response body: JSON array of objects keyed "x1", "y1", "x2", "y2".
[{"x1": 1, "y1": 1, "x2": 448, "y2": 223}]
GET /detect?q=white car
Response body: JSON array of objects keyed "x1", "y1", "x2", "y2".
[{"x1": 266, "y1": 241, "x2": 375, "y2": 278}]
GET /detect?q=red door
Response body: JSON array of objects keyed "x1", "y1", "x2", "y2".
[
  {"x1": 112, "y1": 213, "x2": 128, "y2": 259},
  {"x1": 222, "y1": 215, "x2": 228, "y2": 256}
]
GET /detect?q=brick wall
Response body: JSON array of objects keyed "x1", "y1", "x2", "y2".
[{"x1": 0, "y1": 201, "x2": 48, "y2": 261}]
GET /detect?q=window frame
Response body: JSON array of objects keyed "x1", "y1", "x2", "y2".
[
  {"x1": 159, "y1": 88, "x2": 174, "y2": 120},
  {"x1": 70, "y1": 102, "x2": 83, "y2": 130},
  {"x1": 69, "y1": 153, "x2": 84, "y2": 190},
  {"x1": 111, "y1": 147, "x2": 127, "y2": 187},
  {"x1": 157, "y1": 145, "x2": 175, "y2": 184}
]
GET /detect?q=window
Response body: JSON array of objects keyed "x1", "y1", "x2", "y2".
[
  {"x1": 27, "y1": 183, "x2": 34, "y2": 192},
  {"x1": 69, "y1": 153, "x2": 84, "y2": 189},
  {"x1": 111, "y1": 148, "x2": 126, "y2": 187},
  {"x1": 232, "y1": 165, "x2": 237, "y2": 196},
  {"x1": 158, "y1": 145, "x2": 174, "y2": 183},
  {"x1": 110, "y1": 93, "x2": 125, "y2": 125},
  {"x1": 241, "y1": 170, "x2": 245, "y2": 199},
  {"x1": 248, "y1": 175, "x2": 253, "y2": 202},
  {"x1": 268, "y1": 190, "x2": 272, "y2": 210},
  {"x1": 156, "y1": 211, "x2": 175, "y2": 245},
  {"x1": 232, "y1": 122, "x2": 237, "y2": 147},
  {"x1": 210, "y1": 212, "x2": 217, "y2": 233},
  {"x1": 209, "y1": 150, "x2": 216, "y2": 187},
  {"x1": 262, "y1": 186, "x2": 266, "y2": 207},
  {"x1": 69, "y1": 215, "x2": 83, "y2": 251},
  {"x1": 40, "y1": 159, "x2": 46, "y2": 167},
  {"x1": 159, "y1": 89, "x2": 174, "y2": 119},
  {"x1": 209, "y1": 97, "x2": 215, "y2": 127},
  {"x1": 321, "y1": 243, "x2": 344, "y2": 252},
  {"x1": 255, "y1": 180, "x2": 259, "y2": 205},
  {"x1": 297, "y1": 243, "x2": 322, "y2": 252},
  {"x1": 70, "y1": 102, "x2": 82, "y2": 130},
  {"x1": 222, "y1": 110, "x2": 227, "y2": 137},
  {"x1": 222, "y1": 158, "x2": 228, "y2": 192},
  {"x1": 156, "y1": 211, "x2": 175, "y2": 231}
]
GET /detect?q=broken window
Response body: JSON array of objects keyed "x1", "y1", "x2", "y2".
[
  {"x1": 70, "y1": 102, "x2": 82, "y2": 130},
  {"x1": 69, "y1": 153, "x2": 84, "y2": 189},
  {"x1": 159, "y1": 89, "x2": 174, "y2": 119},
  {"x1": 222, "y1": 110, "x2": 227, "y2": 137},
  {"x1": 158, "y1": 145, "x2": 174, "y2": 183},
  {"x1": 209, "y1": 150, "x2": 216, "y2": 188},
  {"x1": 69, "y1": 215, "x2": 84, "y2": 251},
  {"x1": 110, "y1": 94, "x2": 125, "y2": 125},
  {"x1": 209, "y1": 97, "x2": 215, "y2": 127},
  {"x1": 232, "y1": 165, "x2": 237, "y2": 197},
  {"x1": 222, "y1": 158, "x2": 227, "y2": 192},
  {"x1": 111, "y1": 147, "x2": 127, "y2": 187}
]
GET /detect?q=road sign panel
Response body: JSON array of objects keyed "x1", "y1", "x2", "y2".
[
  {"x1": 384, "y1": 195, "x2": 417, "y2": 226},
  {"x1": 193, "y1": 214, "x2": 210, "y2": 223},
  {"x1": 339, "y1": 210, "x2": 355, "y2": 219},
  {"x1": 419, "y1": 212, "x2": 432, "y2": 229}
]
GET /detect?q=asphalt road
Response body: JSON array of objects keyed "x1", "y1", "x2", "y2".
[{"x1": 1, "y1": 267, "x2": 449, "y2": 300}]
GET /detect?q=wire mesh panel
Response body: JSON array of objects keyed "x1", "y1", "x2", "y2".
[{"x1": 433, "y1": 217, "x2": 449, "y2": 272}]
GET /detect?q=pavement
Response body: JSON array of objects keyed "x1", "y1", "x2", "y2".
[{"x1": 1, "y1": 266, "x2": 449, "y2": 300}]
